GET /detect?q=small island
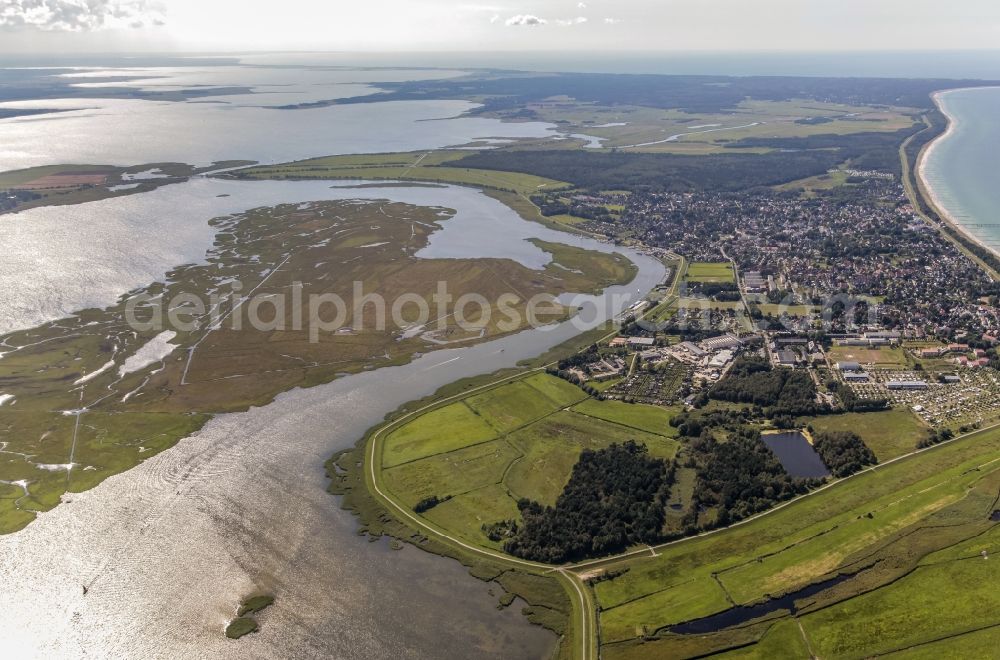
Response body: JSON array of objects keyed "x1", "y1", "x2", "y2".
[{"x1": 225, "y1": 594, "x2": 274, "y2": 639}]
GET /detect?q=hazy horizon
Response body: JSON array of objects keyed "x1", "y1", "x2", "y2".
[
  {"x1": 2, "y1": 0, "x2": 999, "y2": 56},
  {"x1": 4, "y1": 49, "x2": 1000, "y2": 81}
]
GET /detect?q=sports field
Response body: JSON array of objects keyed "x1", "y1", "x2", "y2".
[
  {"x1": 684, "y1": 262, "x2": 736, "y2": 283},
  {"x1": 827, "y1": 345, "x2": 910, "y2": 367}
]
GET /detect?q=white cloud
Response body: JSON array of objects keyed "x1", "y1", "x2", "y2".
[
  {"x1": 490, "y1": 13, "x2": 500, "y2": 23},
  {"x1": 555, "y1": 16, "x2": 588, "y2": 26},
  {"x1": 577, "y1": 2, "x2": 587, "y2": 8},
  {"x1": 0, "y1": 0, "x2": 164, "y2": 31},
  {"x1": 603, "y1": 17, "x2": 623, "y2": 24},
  {"x1": 505, "y1": 14, "x2": 546, "y2": 26}
]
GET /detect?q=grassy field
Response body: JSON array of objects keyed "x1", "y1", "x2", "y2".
[
  {"x1": 378, "y1": 373, "x2": 682, "y2": 546},
  {"x1": 755, "y1": 303, "x2": 821, "y2": 316},
  {"x1": 684, "y1": 262, "x2": 736, "y2": 283},
  {"x1": 587, "y1": 423, "x2": 1000, "y2": 657},
  {"x1": 570, "y1": 399, "x2": 678, "y2": 437},
  {"x1": 775, "y1": 168, "x2": 852, "y2": 196},
  {"x1": 801, "y1": 522, "x2": 1000, "y2": 657},
  {"x1": 382, "y1": 403, "x2": 498, "y2": 467},
  {"x1": 678, "y1": 297, "x2": 744, "y2": 311},
  {"x1": 231, "y1": 150, "x2": 569, "y2": 195},
  {"x1": 806, "y1": 409, "x2": 927, "y2": 461}
]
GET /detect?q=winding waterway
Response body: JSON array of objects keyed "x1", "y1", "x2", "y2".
[{"x1": 0, "y1": 179, "x2": 664, "y2": 658}]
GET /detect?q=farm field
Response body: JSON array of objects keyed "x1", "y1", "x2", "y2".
[
  {"x1": 377, "y1": 374, "x2": 682, "y2": 546},
  {"x1": 570, "y1": 398, "x2": 678, "y2": 436},
  {"x1": 586, "y1": 423, "x2": 1000, "y2": 658}
]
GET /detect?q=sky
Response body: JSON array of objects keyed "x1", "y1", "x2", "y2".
[{"x1": 0, "y1": 0, "x2": 998, "y2": 54}]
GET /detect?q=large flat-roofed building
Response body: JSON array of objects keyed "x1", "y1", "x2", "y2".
[
  {"x1": 627, "y1": 337, "x2": 655, "y2": 347},
  {"x1": 776, "y1": 350, "x2": 797, "y2": 366},
  {"x1": 837, "y1": 361, "x2": 861, "y2": 372},
  {"x1": 865, "y1": 331, "x2": 901, "y2": 342},
  {"x1": 701, "y1": 333, "x2": 741, "y2": 351},
  {"x1": 844, "y1": 372, "x2": 869, "y2": 382},
  {"x1": 709, "y1": 349, "x2": 734, "y2": 368},
  {"x1": 679, "y1": 341, "x2": 706, "y2": 357},
  {"x1": 744, "y1": 271, "x2": 767, "y2": 292},
  {"x1": 887, "y1": 380, "x2": 928, "y2": 390}
]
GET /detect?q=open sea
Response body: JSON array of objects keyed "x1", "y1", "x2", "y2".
[{"x1": 920, "y1": 86, "x2": 1000, "y2": 253}]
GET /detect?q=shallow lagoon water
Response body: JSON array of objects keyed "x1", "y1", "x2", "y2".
[
  {"x1": 0, "y1": 62, "x2": 661, "y2": 658},
  {"x1": 0, "y1": 178, "x2": 664, "y2": 658},
  {"x1": 0, "y1": 177, "x2": 593, "y2": 334}
]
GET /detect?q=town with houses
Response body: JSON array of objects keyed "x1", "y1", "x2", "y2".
[{"x1": 548, "y1": 176, "x2": 1000, "y2": 434}]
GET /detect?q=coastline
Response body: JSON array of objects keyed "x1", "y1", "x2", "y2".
[{"x1": 916, "y1": 87, "x2": 1000, "y2": 261}]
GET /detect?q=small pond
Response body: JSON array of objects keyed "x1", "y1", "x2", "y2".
[{"x1": 762, "y1": 431, "x2": 830, "y2": 479}]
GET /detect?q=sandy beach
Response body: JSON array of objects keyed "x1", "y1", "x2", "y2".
[{"x1": 916, "y1": 88, "x2": 1000, "y2": 261}]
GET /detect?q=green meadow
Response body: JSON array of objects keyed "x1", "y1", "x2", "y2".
[
  {"x1": 589, "y1": 423, "x2": 1000, "y2": 657},
  {"x1": 684, "y1": 261, "x2": 736, "y2": 283},
  {"x1": 378, "y1": 374, "x2": 681, "y2": 548}
]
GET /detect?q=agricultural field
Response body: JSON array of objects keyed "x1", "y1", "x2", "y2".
[
  {"x1": 586, "y1": 423, "x2": 1000, "y2": 658},
  {"x1": 377, "y1": 374, "x2": 682, "y2": 547},
  {"x1": 569, "y1": 398, "x2": 677, "y2": 436},
  {"x1": 229, "y1": 150, "x2": 569, "y2": 195},
  {"x1": 0, "y1": 200, "x2": 632, "y2": 534}
]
